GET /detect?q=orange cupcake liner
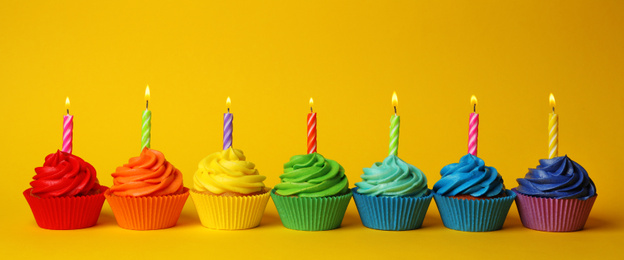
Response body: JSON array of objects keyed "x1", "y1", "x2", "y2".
[
  {"x1": 190, "y1": 189, "x2": 271, "y2": 230},
  {"x1": 23, "y1": 186, "x2": 108, "y2": 230},
  {"x1": 104, "y1": 187, "x2": 189, "y2": 230}
]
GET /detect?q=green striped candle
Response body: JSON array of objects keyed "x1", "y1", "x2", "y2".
[
  {"x1": 389, "y1": 92, "x2": 400, "y2": 156},
  {"x1": 142, "y1": 86, "x2": 151, "y2": 150}
]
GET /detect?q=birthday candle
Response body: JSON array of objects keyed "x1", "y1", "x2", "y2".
[
  {"x1": 142, "y1": 86, "x2": 151, "y2": 150},
  {"x1": 223, "y1": 97, "x2": 233, "y2": 150},
  {"x1": 389, "y1": 92, "x2": 400, "y2": 156},
  {"x1": 307, "y1": 98, "x2": 317, "y2": 154},
  {"x1": 548, "y1": 93, "x2": 558, "y2": 159},
  {"x1": 62, "y1": 97, "x2": 73, "y2": 154},
  {"x1": 468, "y1": 95, "x2": 479, "y2": 156}
]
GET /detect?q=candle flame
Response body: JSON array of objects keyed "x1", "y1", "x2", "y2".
[
  {"x1": 392, "y1": 92, "x2": 398, "y2": 107},
  {"x1": 65, "y1": 97, "x2": 70, "y2": 110},
  {"x1": 226, "y1": 96, "x2": 231, "y2": 108},
  {"x1": 145, "y1": 85, "x2": 151, "y2": 101},
  {"x1": 309, "y1": 97, "x2": 314, "y2": 109},
  {"x1": 549, "y1": 93, "x2": 556, "y2": 109},
  {"x1": 470, "y1": 95, "x2": 478, "y2": 106}
]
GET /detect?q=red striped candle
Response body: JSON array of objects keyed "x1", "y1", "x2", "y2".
[
  {"x1": 62, "y1": 97, "x2": 73, "y2": 154},
  {"x1": 468, "y1": 95, "x2": 478, "y2": 156},
  {"x1": 307, "y1": 98, "x2": 317, "y2": 154}
]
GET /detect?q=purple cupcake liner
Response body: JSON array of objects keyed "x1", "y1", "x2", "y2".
[
  {"x1": 512, "y1": 189, "x2": 597, "y2": 232},
  {"x1": 433, "y1": 189, "x2": 516, "y2": 232},
  {"x1": 352, "y1": 188, "x2": 433, "y2": 231}
]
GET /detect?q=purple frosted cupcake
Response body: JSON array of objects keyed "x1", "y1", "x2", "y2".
[{"x1": 514, "y1": 155, "x2": 597, "y2": 232}]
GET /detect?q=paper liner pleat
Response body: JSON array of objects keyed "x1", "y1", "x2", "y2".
[
  {"x1": 190, "y1": 190, "x2": 271, "y2": 230},
  {"x1": 270, "y1": 189, "x2": 352, "y2": 231},
  {"x1": 512, "y1": 189, "x2": 596, "y2": 232},
  {"x1": 23, "y1": 186, "x2": 108, "y2": 230},
  {"x1": 104, "y1": 187, "x2": 189, "y2": 230},
  {"x1": 352, "y1": 188, "x2": 433, "y2": 231},
  {"x1": 433, "y1": 189, "x2": 516, "y2": 232}
]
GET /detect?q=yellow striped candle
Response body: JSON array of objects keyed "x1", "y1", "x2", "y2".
[{"x1": 548, "y1": 93, "x2": 558, "y2": 159}]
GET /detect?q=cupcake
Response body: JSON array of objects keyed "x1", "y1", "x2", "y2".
[
  {"x1": 513, "y1": 155, "x2": 597, "y2": 232},
  {"x1": 353, "y1": 155, "x2": 432, "y2": 231},
  {"x1": 432, "y1": 154, "x2": 516, "y2": 232},
  {"x1": 104, "y1": 148, "x2": 189, "y2": 230},
  {"x1": 271, "y1": 153, "x2": 352, "y2": 231},
  {"x1": 24, "y1": 150, "x2": 108, "y2": 230},
  {"x1": 190, "y1": 147, "x2": 270, "y2": 230}
]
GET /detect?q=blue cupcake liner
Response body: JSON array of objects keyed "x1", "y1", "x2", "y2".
[
  {"x1": 352, "y1": 188, "x2": 433, "y2": 231},
  {"x1": 433, "y1": 189, "x2": 516, "y2": 232}
]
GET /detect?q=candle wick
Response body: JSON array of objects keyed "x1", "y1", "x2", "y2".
[
  {"x1": 66, "y1": 109, "x2": 69, "y2": 115},
  {"x1": 146, "y1": 100, "x2": 149, "y2": 110},
  {"x1": 310, "y1": 107, "x2": 313, "y2": 113},
  {"x1": 228, "y1": 107, "x2": 230, "y2": 113},
  {"x1": 552, "y1": 107, "x2": 555, "y2": 113},
  {"x1": 394, "y1": 106, "x2": 397, "y2": 115},
  {"x1": 473, "y1": 104, "x2": 476, "y2": 113}
]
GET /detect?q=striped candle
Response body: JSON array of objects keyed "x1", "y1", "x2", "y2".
[
  {"x1": 548, "y1": 94, "x2": 558, "y2": 159},
  {"x1": 389, "y1": 92, "x2": 399, "y2": 156},
  {"x1": 142, "y1": 86, "x2": 151, "y2": 150},
  {"x1": 307, "y1": 98, "x2": 317, "y2": 154},
  {"x1": 468, "y1": 95, "x2": 478, "y2": 156},
  {"x1": 223, "y1": 97, "x2": 233, "y2": 150},
  {"x1": 62, "y1": 97, "x2": 73, "y2": 154}
]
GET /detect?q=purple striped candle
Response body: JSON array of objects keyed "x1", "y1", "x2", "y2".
[{"x1": 223, "y1": 97, "x2": 233, "y2": 150}]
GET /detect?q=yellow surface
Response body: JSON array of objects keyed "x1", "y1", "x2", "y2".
[{"x1": 1, "y1": 1, "x2": 622, "y2": 259}]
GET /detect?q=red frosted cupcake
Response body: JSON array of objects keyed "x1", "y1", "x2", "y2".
[
  {"x1": 104, "y1": 148, "x2": 189, "y2": 230},
  {"x1": 24, "y1": 150, "x2": 108, "y2": 230}
]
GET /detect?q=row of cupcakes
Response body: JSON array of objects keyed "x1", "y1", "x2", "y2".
[
  {"x1": 24, "y1": 147, "x2": 596, "y2": 232},
  {"x1": 24, "y1": 91, "x2": 596, "y2": 232}
]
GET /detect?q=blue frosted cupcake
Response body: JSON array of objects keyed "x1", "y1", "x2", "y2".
[
  {"x1": 514, "y1": 155, "x2": 597, "y2": 232},
  {"x1": 432, "y1": 154, "x2": 516, "y2": 232},
  {"x1": 352, "y1": 155, "x2": 432, "y2": 231}
]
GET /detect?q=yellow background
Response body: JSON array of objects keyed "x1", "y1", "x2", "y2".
[{"x1": 1, "y1": 1, "x2": 622, "y2": 259}]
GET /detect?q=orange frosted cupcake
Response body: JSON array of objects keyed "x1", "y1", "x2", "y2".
[
  {"x1": 190, "y1": 147, "x2": 270, "y2": 230},
  {"x1": 105, "y1": 148, "x2": 189, "y2": 230}
]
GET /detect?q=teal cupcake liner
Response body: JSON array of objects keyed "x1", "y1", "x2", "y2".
[
  {"x1": 433, "y1": 189, "x2": 516, "y2": 232},
  {"x1": 270, "y1": 189, "x2": 352, "y2": 231},
  {"x1": 352, "y1": 188, "x2": 433, "y2": 231}
]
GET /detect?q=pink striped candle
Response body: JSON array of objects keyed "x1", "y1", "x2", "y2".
[
  {"x1": 468, "y1": 95, "x2": 478, "y2": 156},
  {"x1": 307, "y1": 98, "x2": 317, "y2": 154},
  {"x1": 62, "y1": 97, "x2": 73, "y2": 154}
]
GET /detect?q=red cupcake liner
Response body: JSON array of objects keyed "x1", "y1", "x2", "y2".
[
  {"x1": 23, "y1": 186, "x2": 108, "y2": 230},
  {"x1": 104, "y1": 187, "x2": 189, "y2": 230},
  {"x1": 513, "y1": 189, "x2": 597, "y2": 232}
]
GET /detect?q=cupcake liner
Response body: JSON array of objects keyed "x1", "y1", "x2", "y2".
[
  {"x1": 104, "y1": 187, "x2": 189, "y2": 230},
  {"x1": 270, "y1": 189, "x2": 352, "y2": 231},
  {"x1": 23, "y1": 186, "x2": 108, "y2": 230},
  {"x1": 190, "y1": 189, "x2": 271, "y2": 230},
  {"x1": 352, "y1": 188, "x2": 433, "y2": 231},
  {"x1": 512, "y1": 189, "x2": 597, "y2": 232},
  {"x1": 433, "y1": 189, "x2": 516, "y2": 232}
]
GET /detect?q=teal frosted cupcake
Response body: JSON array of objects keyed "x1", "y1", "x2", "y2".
[
  {"x1": 353, "y1": 155, "x2": 432, "y2": 231},
  {"x1": 271, "y1": 153, "x2": 352, "y2": 231},
  {"x1": 432, "y1": 154, "x2": 516, "y2": 232}
]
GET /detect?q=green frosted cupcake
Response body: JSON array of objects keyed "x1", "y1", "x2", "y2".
[{"x1": 271, "y1": 153, "x2": 352, "y2": 231}]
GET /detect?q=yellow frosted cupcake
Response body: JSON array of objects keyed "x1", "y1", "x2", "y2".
[{"x1": 190, "y1": 147, "x2": 270, "y2": 230}]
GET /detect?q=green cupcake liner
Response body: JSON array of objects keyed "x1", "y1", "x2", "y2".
[{"x1": 270, "y1": 189, "x2": 352, "y2": 231}]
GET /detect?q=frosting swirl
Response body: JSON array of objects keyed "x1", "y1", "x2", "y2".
[
  {"x1": 30, "y1": 150, "x2": 101, "y2": 198},
  {"x1": 193, "y1": 148, "x2": 266, "y2": 194},
  {"x1": 110, "y1": 148, "x2": 184, "y2": 197},
  {"x1": 433, "y1": 154, "x2": 504, "y2": 197},
  {"x1": 274, "y1": 153, "x2": 349, "y2": 197},
  {"x1": 516, "y1": 155, "x2": 596, "y2": 200},
  {"x1": 355, "y1": 155, "x2": 428, "y2": 197}
]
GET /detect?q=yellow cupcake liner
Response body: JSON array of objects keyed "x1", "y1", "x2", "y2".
[{"x1": 190, "y1": 189, "x2": 271, "y2": 230}]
